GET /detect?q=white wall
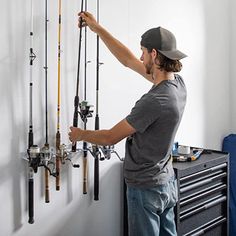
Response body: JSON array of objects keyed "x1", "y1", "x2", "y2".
[
  {"x1": 230, "y1": 0, "x2": 236, "y2": 132},
  {"x1": 0, "y1": 0, "x2": 234, "y2": 235}
]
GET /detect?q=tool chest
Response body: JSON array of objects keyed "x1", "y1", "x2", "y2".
[{"x1": 173, "y1": 150, "x2": 229, "y2": 236}]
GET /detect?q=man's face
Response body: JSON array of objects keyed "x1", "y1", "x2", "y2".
[{"x1": 140, "y1": 46, "x2": 153, "y2": 74}]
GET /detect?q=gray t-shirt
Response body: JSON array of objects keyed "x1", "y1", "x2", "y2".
[{"x1": 124, "y1": 74, "x2": 187, "y2": 187}]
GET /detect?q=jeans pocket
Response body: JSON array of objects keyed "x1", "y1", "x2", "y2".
[
  {"x1": 144, "y1": 186, "x2": 171, "y2": 215},
  {"x1": 142, "y1": 179, "x2": 178, "y2": 215},
  {"x1": 168, "y1": 179, "x2": 178, "y2": 208}
]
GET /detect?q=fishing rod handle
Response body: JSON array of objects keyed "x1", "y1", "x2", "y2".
[
  {"x1": 83, "y1": 141, "x2": 88, "y2": 194},
  {"x1": 41, "y1": 144, "x2": 50, "y2": 202},
  {"x1": 45, "y1": 168, "x2": 50, "y2": 203},
  {"x1": 83, "y1": 158, "x2": 88, "y2": 194},
  {"x1": 71, "y1": 139, "x2": 77, "y2": 152},
  {"x1": 56, "y1": 132, "x2": 61, "y2": 190},
  {"x1": 28, "y1": 167, "x2": 34, "y2": 224},
  {"x1": 94, "y1": 154, "x2": 99, "y2": 201},
  {"x1": 28, "y1": 131, "x2": 34, "y2": 150},
  {"x1": 94, "y1": 114, "x2": 100, "y2": 200},
  {"x1": 28, "y1": 145, "x2": 40, "y2": 223},
  {"x1": 72, "y1": 96, "x2": 79, "y2": 152},
  {"x1": 95, "y1": 115, "x2": 99, "y2": 130}
]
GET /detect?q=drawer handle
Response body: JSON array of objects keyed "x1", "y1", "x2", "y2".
[
  {"x1": 180, "y1": 170, "x2": 225, "y2": 186},
  {"x1": 180, "y1": 196, "x2": 226, "y2": 220},
  {"x1": 183, "y1": 216, "x2": 226, "y2": 236},
  {"x1": 180, "y1": 173, "x2": 226, "y2": 193},
  {"x1": 180, "y1": 183, "x2": 226, "y2": 207},
  {"x1": 180, "y1": 163, "x2": 227, "y2": 182}
]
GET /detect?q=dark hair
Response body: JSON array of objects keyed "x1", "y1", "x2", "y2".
[
  {"x1": 147, "y1": 48, "x2": 182, "y2": 72},
  {"x1": 157, "y1": 52, "x2": 182, "y2": 72}
]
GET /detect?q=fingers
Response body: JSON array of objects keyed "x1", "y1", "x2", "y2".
[
  {"x1": 68, "y1": 127, "x2": 75, "y2": 142},
  {"x1": 78, "y1": 11, "x2": 91, "y2": 18},
  {"x1": 68, "y1": 134, "x2": 76, "y2": 144},
  {"x1": 77, "y1": 11, "x2": 95, "y2": 30},
  {"x1": 78, "y1": 11, "x2": 88, "y2": 24},
  {"x1": 78, "y1": 11, "x2": 85, "y2": 17},
  {"x1": 68, "y1": 127, "x2": 83, "y2": 143},
  {"x1": 78, "y1": 19, "x2": 87, "y2": 28}
]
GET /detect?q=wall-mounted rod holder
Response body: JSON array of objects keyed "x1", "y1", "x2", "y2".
[
  {"x1": 79, "y1": 144, "x2": 124, "y2": 162},
  {"x1": 100, "y1": 145, "x2": 124, "y2": 161},
  {"x1": 24, "y1": 142, "x2": 123, "y2": 171},
  {"x1": 23, "y1": 144, "x2": 83, "y2": 174}
]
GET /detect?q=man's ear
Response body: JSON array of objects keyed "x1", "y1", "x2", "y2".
[{"x1": 151, "y1": 49, "x2": 158, "y2": 61}]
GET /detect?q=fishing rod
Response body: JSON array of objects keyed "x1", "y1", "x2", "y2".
[
  {"x1": 56, "y1": 0, "x2": 62, "y2": 191},
  {"x1": 82, "y1": 0, "x2": 89, "y2": 194},
  {"x1": 71, "y1": 0, "x2": 84, "y2": 153},
  {"x1": 89, "y1": 0, "x2": 122, "y2": 199},
  {"x1": 27, "y1": 0, "x2": 57, "y2": 222},
  {"x1": 94, "y1": 0, "x2": 101, "y2": 201},
  {"x1": 56, "y1": 0, "x2": 81, "y2": 189},
  {"x1": 81, "y1": 0, "x2": 94, "y2": 194},
  {"x1": 27, "y1": 0, "x2": 38, "y2": 224},
  {"x1": 72, "y1": 0, "x2": 93, "y2": 191},
  {"x1": 42, "y1": 0, "x2": 50, "y2": 203}
]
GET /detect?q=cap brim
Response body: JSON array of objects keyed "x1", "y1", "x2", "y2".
[{"x1": 158, "y1": 50, "x2": 187, "y2": 60}]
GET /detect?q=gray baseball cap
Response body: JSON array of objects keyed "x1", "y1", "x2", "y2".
[{"x1": 141, "y1": 27, "x2": 187, "y2": 60}]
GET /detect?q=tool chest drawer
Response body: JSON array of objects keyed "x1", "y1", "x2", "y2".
[{"x1": 173, "y1": 150, "x2": 229, "y2": 236}]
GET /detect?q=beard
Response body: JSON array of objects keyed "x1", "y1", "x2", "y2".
[
  {"x1": 145, "y1": 62, "x2": 153, "y2": 75},
  {"x1": 145, "y1": 60, "x2": 153, "y2": 74}
]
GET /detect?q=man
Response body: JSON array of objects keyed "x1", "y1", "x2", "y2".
[{"x1": 69, "y1": 11, "x2": 187, "y2": 236}]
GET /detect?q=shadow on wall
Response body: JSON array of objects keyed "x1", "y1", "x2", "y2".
[
  {"x1": 0, "y1": 150, "x2": 26, "y2": 233},
  {"x1": 0, "y1": 0, "x2": 28, "y2": 233},
  {"x1": 202, "y1": 0, "x2": 231, "y2": 149},
  {"x1": 52, "y1": 161, "x2": 124, "y2": 236}
]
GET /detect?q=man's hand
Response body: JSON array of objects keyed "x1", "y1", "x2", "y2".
[
  {"x1": 68, "y1": 126, "x2": 84, "y2": 143},
  {"x1": 78, "y1": 11, "x2": 100, "y2": 33}
]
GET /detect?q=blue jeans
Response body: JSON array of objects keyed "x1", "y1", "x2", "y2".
[{"x1": 127, "y1": 178, "x2": 178, "y2": 236}]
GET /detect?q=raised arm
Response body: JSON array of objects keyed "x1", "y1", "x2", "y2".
[{"x1": 79, "y1": 11, "x2": 153, "y2": 83}]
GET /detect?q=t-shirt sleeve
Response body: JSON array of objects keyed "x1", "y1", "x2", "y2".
[{"x1": 126, "y1": 94, "x2": 162, "y2": 133}]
